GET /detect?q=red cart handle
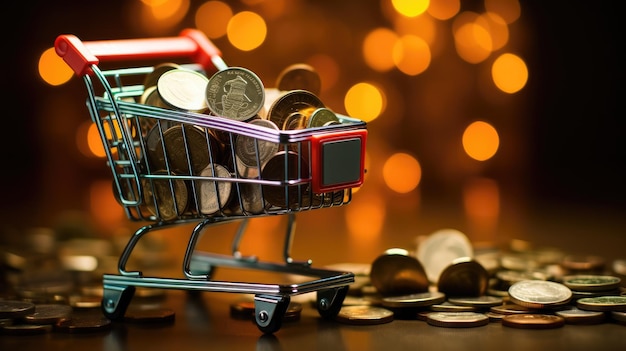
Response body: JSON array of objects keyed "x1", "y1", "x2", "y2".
[{"x1": 55, "y1": 28, "x2": 225, "y2": 77}]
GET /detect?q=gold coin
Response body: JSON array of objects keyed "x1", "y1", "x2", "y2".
[
  {"x1": 501, "y1": 313, "x2": 565, "y2": 329},
  {"x1": 141, "y1": 171, "x2": 188, "y2": 221},
  {"x1": 267, "y1": 89, "x2": 324, "y2": 130},
  {"x1": 437, "y1": 257, "x2": 489, "y2": 297},
  {"x1": 335, "y1": 305, "x2": 394, "y2": 325},
  {"x1": 276, "y1": 63, "x2": 322, "y2": 96},
  {"x1": 205, "y1": 67, "x2": 265, "y2": 121},
  {"x1": 370, "y1": 248, "x2": 429, "y2": 297},
  {"x1": 157, "y1": 68, "x2": 210, "y2": 112},
  {"x1": 307, "y1": 107, "x2": 340, "y2": 128},
  {"x1": 260, "y1": 151, "x2": 309, "y2": 209}
]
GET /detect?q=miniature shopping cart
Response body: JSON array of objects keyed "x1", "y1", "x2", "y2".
[{"x1": 54, "y1": 29, "x2": 367, "y2": 333}]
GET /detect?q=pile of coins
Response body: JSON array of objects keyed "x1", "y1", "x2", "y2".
[{"x1": 117, "y1": 62, "x2": 347, "y2": 220}]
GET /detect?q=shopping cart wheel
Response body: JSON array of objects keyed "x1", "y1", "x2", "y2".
[
  {"x1": 316, "y1": 286, "x2": 349, "y2": 319},
  {"x1": 254, "y1": 294, "x2": 290, "y2": 334},
  {"x1": 101, "y1": 284, "x2": 136, "y2": 321}
]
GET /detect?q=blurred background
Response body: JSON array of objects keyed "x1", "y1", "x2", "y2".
[{"x1": 1, "y1": 0, "x2": 624, "y2": 270}]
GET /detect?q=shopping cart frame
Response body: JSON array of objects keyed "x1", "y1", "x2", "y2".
[{"x1": 55, "y1": 29, "x2": 367, "y2": 334}]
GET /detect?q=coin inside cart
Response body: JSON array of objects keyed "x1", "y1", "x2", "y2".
[{"x1": 335, "y1": 305, "x2": 394, "y2": 325}]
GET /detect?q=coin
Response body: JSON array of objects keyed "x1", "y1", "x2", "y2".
[
  {"x1": 194, "y1": 163, "x2": 232, "y2": 215},
  {"x1": 151, "y1": 124, "x2": 224, "y2": 175},
  {"x1": 307, "y1": 108, "x2": 340, "y2": 128},
  {"x1": 612, "y1": 310, "x2": 626, "y2": 324},
  {"x1": 501, "y1": 313, "x2": 565, "y2": 329},
  {"x1": 275, "y1": 63, "x2": 322, "y2": 96},
  {"x1": 260, "y1": 151, "x2": 309, "y2": 209},
  {"x1": 381, "y1": 291, "x2": 446, "y2": 309},
  {"x1": 426, "y1": 311, "x2": 489, "y2": 328},
  {"x1": 54, "y1": 313, "x2": 112, "y2": 333},
  {"x1": 266, "y1": 90, "x2": 324, "y2": 130},
  {"x1": 206, "y1": 67, "x2": 265, "y2": 121},
  {"x1": 141, "y1": 171, "x2": 188, "y2": 221},
  {"x1": 230, "y1": 300, "x2": 255, "y2": 319},
  {"x1": 508, "y1": 280, "x2": 572, "y2": 309},
  {"x1": 234, "y1": 119, "x2": 279, "y2": 168},
  {"x1": 576, "y1": 296, "x2": 626, "y2": 312},
  {"x1": 430, "y1": 301, "x2": 476, "y2": 312},
  {"x1": 1, "y1": 323, "x2": 52, "y2": 335},
  {"x1": 0, "y1": 300, "x2": 36, "y2": 319},
  {"x1": 124, "y1": 306, "x2": 176, "y2": 324},
  {"x1": 561, "y1": 255, "x2": 606, "y2": 273},
  {"x1": 416, "y1": 228, "x2": 474, "y2": 284},
  {"x1": 437, "y1": 257, "x2": 489, "y2": 297},
  {"x1": 157, "y1": 68, "x2": 210, "y2": 112},
  {"x1": 562, "y1": 275, "x2": 621, "y2": 292},
  {"x1": 447, "y1": 295, "x2": 503, "y2": 309},
  {"x1": 555, "y1": 306, "x2": 606, "y2": 324},
  {"x1": 22, "y1": 304, "x2": 73, "y2": 325},
  {"x1": 335, "y1": 305, "x2": 394, "y2": 325},
  {"x1": 489, "y1": 303, "x2": 537, "y2": 315},
  {"x1": 370, "y1": 248, "x2": 429, "y2": 296},
  {"x1": 143, "y1": 62, "x2": 181, "y2": 89}
]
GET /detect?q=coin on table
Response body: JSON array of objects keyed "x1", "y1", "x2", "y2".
[
  {"x1": 611, "y1": 310, "x2": 626, "y2": 324},
  {"x1": 22, "y1": 304, "x2": 73, "y2": 325},
  {"x1": 0, "y1": 300, "x2": 36, "y2": 319},
  {"x1": 501, "y1": 313, "x2": 565, "y2": 329},
  {"x1": 157, "y1": 68, "x2": 210, "y2": 112},
  {"x1": 276, "y1": 63, "x2": 322, "y2": 96},
  {"x1": 266, "y1": 89, "x2": 324, "y2": 130},
  {"x1": 194, "y1": 163, "x2": 232, "y2": 215},
  {"x1": 555, "y1": 306, "x2": 606, "y2": 324},
  {"x1": 206, "y1": 67, "x2": 265, "y2": 121},
  {"x1": 54, "y1": 313, "x2": 112, "y2": 333},
  {"x1": 508, "y1": 280, "x2": 572, "y2": 309},
  {"x1": 562, "y1": 274, "x2": 621, "y2": 292},
  {"x1": 1, "y1": 323, "x2": 52, "y2": 335},
  {"x1": 561, "y1": 255, "x2": 606, "y2": 273},
  {"x1": 307, "y1": 107, "x2": 340, "y2": 128},
  {"x1": 335, "y1": 305, "x2": 394, "y2": 325},
  {"x1": 576, "y1": 296, "x2": 626, "y2": 312},
  {"x1": 437, "y1": 257, "x2": 489, "y2": 297},
  {"x1": 124, "y1": 306, "x2": 176, "y2": 324},
  {"x1": 416, "y1": 228, "x2": 474, "y2": 284},
  {"x1": 143, "y1": 62, "x2": 181, "y2": 89},
  {"x1": 370, "y1": 248, "x2": 429, "y2": 297},
  {"x1": 489, "y1": 303, "x2": 537, "y2": 315},
  {"x1": 234, "y1": 118, "x2": 279, "y2": 168},
  {"x1": 426, "y1": 311, "x2": 489, "y2": 328},
  {"x1": 381, "y1": 291, "x2": 446, "y2": 309},
  {"x1": 447, "y1": 295, "x2": 503, "y2": 309},
  {"x1": 141, "y1": 171, "x2": 189, "y2": 221},
  {"x1": 430, "y1": 301, "x2": 476, "y2": 312}
]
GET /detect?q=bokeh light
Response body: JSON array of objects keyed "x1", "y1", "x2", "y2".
[
  {"x1": 226, "y1": 11, "x2": 267, "y2": 51},
  {"x1": 38, "y1": 47, "x2": 74, "y2": 86},
  {"x1": 492, "y1": 53, "x2": 528, "y2": 94},
  {"x1": 195, "y1": 1, "x2": 233, "y2": 39},
  {"x1": 382, "y1": 152, "x2": 422, "y2": 193},
  {"x1": 344, "y1": 83, "x2": 384, "y2": 122},
  {"x1": 462, "y1": 121, "x2": 500, "y2": 161}
]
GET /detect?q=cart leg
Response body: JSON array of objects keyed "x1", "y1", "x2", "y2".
[
  {"x1": 101, "y1": 283, "x2": 136, "y2": 321},
  {"x1": 254, "y1": 294, "x2": 290, "y2": 334},
  {"x1": 316, "y1": 285, "x2": 349, "y2": 319},
  {"x1": 183, "y1": 219, "x2": 213, "y2": 280}
]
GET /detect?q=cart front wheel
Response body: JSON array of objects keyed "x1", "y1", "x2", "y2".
[
  {"x1": 254, "y1": 295, "x2": 290, "y2": 334},
  {"x1": 101, "y1": 285, "x2": 136, "y2": 321},
  {"x1": 316, "y1": 286, "x2": 348, "y2": 319}
]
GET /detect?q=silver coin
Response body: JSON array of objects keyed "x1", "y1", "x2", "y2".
[
  {"x1": 381, "y1": 291, "x2": 446, "y2": 308},
  {"x1": 307, "y1": 107, "x2": 340, "y2": 128},
  {"x1": 416, "y1": 228, "x2": 473, "y2": 284},
  {"x1": 447, "y1": 295, "x2": 503, "y2": 308},
  {"x1": 555, "y1": 306, "x2": 606, "y2": 324},
  {"x1": 0, "y1": 300, "x2": 36, "y2": 319},
  {"x1": 157, "y1": 68, "x2": 210, "y2": 112},
  {"x1": 194, "y1": 163, "x2": 232, "y2": 215},
  {"x1": 234, "y1": 119, "x2": 279, "y2": 168},
  {"x1": 562, "y1": 274, "x2": 621, "y2": 292},
  {"x1": 576, "y1": 295, "x2": 626, "y2": 312},
  {"x1": 426, "y1": 311, "x2": 489, "y2": 328},
  {"x1": 508, "y1": 280, "x2": 572, "y2": 309},
  {"x1": 206, "y1": 67, "x2": 265, "y2": 121}
]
